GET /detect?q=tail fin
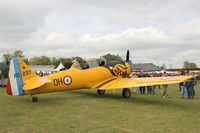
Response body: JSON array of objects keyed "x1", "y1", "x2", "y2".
[{"x1": 6, "y1": 57, "x2": 38, "y2": 96}]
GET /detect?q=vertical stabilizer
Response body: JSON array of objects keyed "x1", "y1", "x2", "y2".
[{"x1": 6, "y1": 57, "x2": 38, "y2": 96}]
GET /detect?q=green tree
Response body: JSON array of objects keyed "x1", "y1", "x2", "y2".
[
  {"x1": 3, "y1": 53, "x2": 13, "y2": 64},
  {"x1": 102, "y1": 53, "x2": 122, "y2": 61},
  {"x1": 52, "y1": 57, "x2": 72, "y2": 68},
  {"x1": 13, "y1": 50, "x2": 24, "y2": 58},
  {"x1": 41, "y1": 56, "x2": 51, "y2": 65},
  {"x1": 183, "y1": 61, "x2": 198, "y2": 68},
  {"x1": 71, "y1": 56, "x2": 87, "y2": 68},
  {"x1": 60, "y1": 58, "x2": 71, "y2": 66},
  {"x1": 13, "y1": 50, "x2": 29, "y2": 64},
  {"x1": 2, "y1": 50, "x2": 28, "y2": 64},
  {"x1": 29, "y1": 57, "x2": 40, "y2": 65},
  {"x1": 30, "y1": 56, "x2": 51, "y2": 65},
  {"x1": 52, "y1": 57, "x2": 59, "y2": 67}
]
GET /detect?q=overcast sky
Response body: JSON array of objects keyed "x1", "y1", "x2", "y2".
[{"x1": 0, "y1": 0, "x2": 200, "y2": 68}]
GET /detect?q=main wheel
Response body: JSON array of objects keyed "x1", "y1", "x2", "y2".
[
  {"x1": 122, "y1": 88, "x2": 131, "y2": 98},
  {"x1": 97, "y1": 90, "x2": 105, "y2": 95},
  {"x1": 32, "y1": 96, "x2": 38, "y2": 102}
]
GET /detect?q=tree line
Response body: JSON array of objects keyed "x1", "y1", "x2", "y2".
[
  {"x1": 2, "y1": 50, "x2": 122, "y2": 68},
  {"x1": 2, "y1": 50, "x2": 198, "y2": 68}
]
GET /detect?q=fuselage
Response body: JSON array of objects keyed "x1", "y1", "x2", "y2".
[{"x1": 25, "y1": 66, "x2": 115, "y2": 95}]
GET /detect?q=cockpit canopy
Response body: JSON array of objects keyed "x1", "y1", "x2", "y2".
[
  {"x1": 71, "y1": 58, "x2": 99, "y2": 69},
  {"x1": 71, "y1": 57, "x2": 132, "y2": 77},
  {"x1": 85, "y1": 58, "x2": 99, "y2": 68}
]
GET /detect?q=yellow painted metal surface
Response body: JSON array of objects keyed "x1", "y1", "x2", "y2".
[
  {"x1": 24, "y1": 67, "x2": 114, "y2": 95},
  {"x1": 98, "y1": 76, "x2": 192, "y2": 90},
  {"x1": 23, "y1": 77, "x2": 51, "y2": 91},
  {"x1": 18, "y1": 58, "x2": 39, "y2": 82},
  {"x1": 16, "y1": 58, "x2": 192, "y2": 95}
]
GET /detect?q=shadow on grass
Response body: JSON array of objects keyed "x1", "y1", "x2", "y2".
[
  {"x1": 69, "y1": 90, "x2": 198, "y2": 111},
  {"x1": 12, "y1": 89, "x2": 199, "y2": 112},
  {"x1": 17, "y1": 94, "x2": 72, "y2": 106}
]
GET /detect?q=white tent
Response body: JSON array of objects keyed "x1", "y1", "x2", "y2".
[{"x1": 54, "y1": 63, "x2": 65, "y2": 71}]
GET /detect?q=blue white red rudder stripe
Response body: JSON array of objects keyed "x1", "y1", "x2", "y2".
[{"x1": 6, "y1": 57, "x2": 25, "y2": 96}]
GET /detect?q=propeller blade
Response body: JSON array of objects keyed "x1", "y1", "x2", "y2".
[{"x1": 126, "y1": 50, "x2": 129, "y2": 61}]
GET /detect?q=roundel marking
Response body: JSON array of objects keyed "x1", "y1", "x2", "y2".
[{"x1": 63, "y1": 76, "x2": 72, "y2": 85}]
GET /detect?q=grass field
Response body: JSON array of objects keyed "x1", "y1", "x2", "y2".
[{"x1": 0, "y1": 83, "x2": 200, "y2": 133}]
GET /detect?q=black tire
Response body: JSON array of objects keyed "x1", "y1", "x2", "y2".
[
  {"x1": 32, "y1": 96, "x2": 38, "y2": 102},
  {"x1": 97, "y1": 90, "x2": 105, "y2": 95},
  {"x1": 122, "y1": 88, "x2": 131, "y2": 98},
  {"x1": 35, "y1": 97, "x2": 38, "y2": 102}
]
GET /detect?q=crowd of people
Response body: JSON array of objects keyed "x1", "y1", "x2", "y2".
[
  {"x1": 132, "y1": 71, "x2": 197, "y2": 99},
  {"x1": 180, "y1": 77, "x2": 196, "y2": 99}
]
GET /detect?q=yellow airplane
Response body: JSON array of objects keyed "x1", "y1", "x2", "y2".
[{"x1": 6, "y1": 51, "x2": 192, "y2": 102}]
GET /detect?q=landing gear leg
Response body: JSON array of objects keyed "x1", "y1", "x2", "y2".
[
  {"x1": 97, "y1": 90, "x2": 105, "y2": 95},
  {"x1": 122, "y1": 88, "x2": 131, "y2": 98},
  {"x1": 32, "y1": 96, "x2": 38, "y2": 102}
]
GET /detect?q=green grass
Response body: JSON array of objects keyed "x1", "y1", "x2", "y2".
[{"x1": 0, "y1": 83, "x2": 200, "y2": 133}]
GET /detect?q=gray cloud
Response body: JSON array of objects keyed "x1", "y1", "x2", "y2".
[{"x1": 0, "y1": 0, "x2": 200, "y2": 68}]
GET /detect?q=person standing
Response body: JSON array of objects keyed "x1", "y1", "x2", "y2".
[
  {"x1": 163, "y1": 84, "x2": 169, "y2": 98},
  {"x1": 191, "y1": 77, "x2": 196, "y2": 97},
  {"x1": 162, "y1": 72, "x2": 169, "y2": 98},
  {"x1": 139, "y1": 86, "x2": 146, "y2": 94},
  {"x1": 138, "y1": 71, "x2": 146, "y2": 94},
  {"x1": 150, "y1": 85, "x2": 155, "y2": 95},
  {"x1": 185, "y1": 79, "x2": 194, "y2": 99},
  {"x1": 179, "y1": 82, "x2": 185, "y2": 98},
  {"x1": 190, "y1": 77, "x2": 195, "y2": 98},
  {"x1": 185, "y1": 80, "x2": 191, "y2": 99}
]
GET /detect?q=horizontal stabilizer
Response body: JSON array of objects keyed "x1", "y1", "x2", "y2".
[{"x1": 23, "y1": 77, "x2": 51, "y2": 91}]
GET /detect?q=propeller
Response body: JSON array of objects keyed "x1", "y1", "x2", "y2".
[{"x1": 126, "y1": 50, "x2": 129, "y2": 62}]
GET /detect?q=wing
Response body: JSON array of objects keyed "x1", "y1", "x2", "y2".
[
  {"x1": 23, "y1": 77, "x2": 51, "y2": 91},
  {"x1": 96, "y1": 76, "x2": 192, "y2": 90}
]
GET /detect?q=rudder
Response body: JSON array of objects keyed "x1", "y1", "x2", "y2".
[{"x1": 6, "y1": 57, "x2": 38, "y2": 96}]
